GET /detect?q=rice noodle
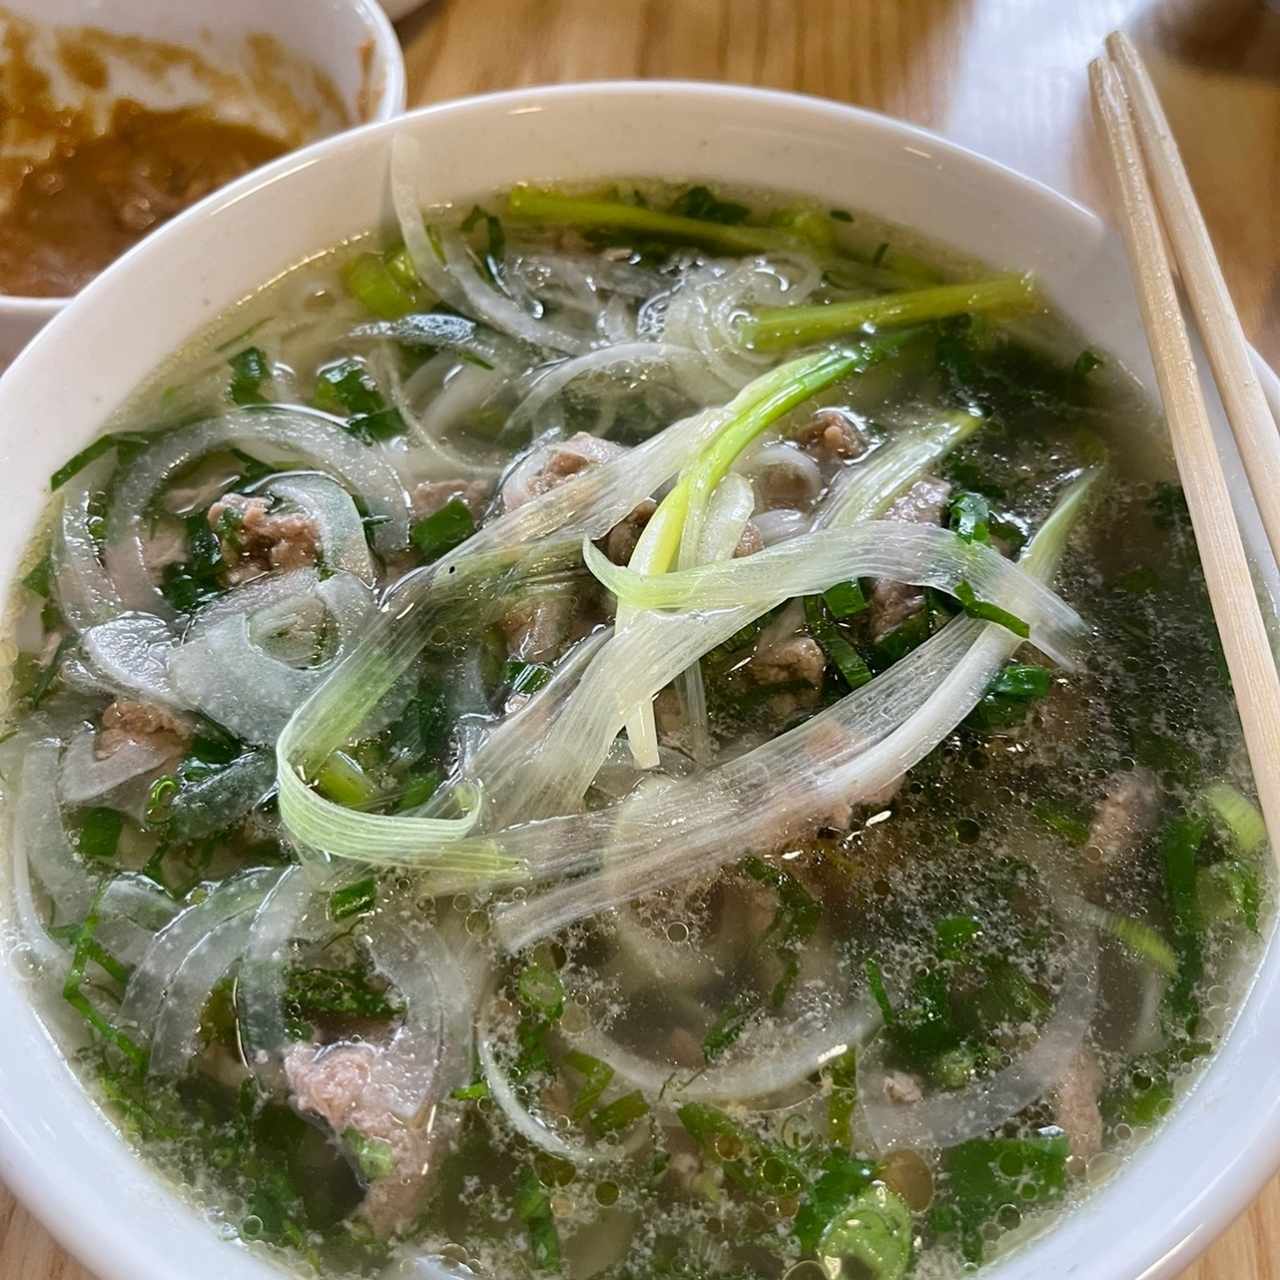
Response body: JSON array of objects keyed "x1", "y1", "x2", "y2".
[
  {"x1": 388, "y1": 134, "x2": 471, "y2": 312},
  {"x1": 103, "y1": 410, "x2": 410, "y2": 619}
]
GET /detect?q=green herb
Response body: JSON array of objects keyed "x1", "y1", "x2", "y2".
[
  {"x1": 314, "y1": 750, "x2": 379, "y2": 809},
  {"x1": 22, "y1": 632, "x2": 74, "y2": 708},
  {"x1": 1033, "y1": 799, "x2": 1091, "y2": 846},
  {"x1": 160, "y1": 513, "x2": 225, "y2": 612},
  {"x1": 50, "y1": 431, "x2": 151, "y2": 491},
  {"x1": 228, "y1": 346, "x2": 271, "y2": 405},
  {"x1": 668, "y1": 185, "x2": 750, "y2": 225},
  {"x1": 822, "y1": 579, "x2": 868, "y2": 619},
  {"x1": 990, "y1": 663, "x2": 1050, "y2": 698},
  {"x1": 313, "y1": 358, "x2": 405, "y2": 443},
  {"x1": 932, "y1": 1131, "x2": 1068, "y2": 1263},
  {"x1": 75, "y1": 807, "x2": 124, "y2": 861},
  {"x1": 949, "y1": 491, "x2": 991, "y2": 543},
  {"x1": 395, "y1": 768, "x2": 442, "y2": 812},
  {"x1": 816, "y1": 1182, "x2": 913, "y2": 1279},
  {"x1": 589, "y1": 1089, "x2": 648, "y2": 1138},
  {"x1": 804, "y1": 594, "x2": 873, "y2": 689},
  {"x1": 329, "y1": 877, "x2": 377, "y2": 922},
  {"x1": 21, "y1": 554, "x2": 52, "y2": 598},
  {"x1": 450, "y1": 1080, "x2": 491, "y2": 1102},
  {"x1": 411, "y1": 497, "x2": 476, "y2": 561},
  {"x1": 284, "y1": 965, "x2": 402, "y2": 1030},
  {"x1": 743, "y1": 275, "x2": 1035, "y2": 351},
  {"x1": 1161, "y1": 812, "x2": 1208, "y2": 1031},
  {"x1": 953, "y1": 580, "x2": 1030, "y2": 638},
  {"x1": 793, "y1": 1150, "x2": 877, "y2": 1250},
  {"x1": 514, "y1": 1167, "x2": 561, "y2": 1271},
  {"x1": 830, "y1": 208, "x2": 854, "y2": 222},
  {"x1": 826, "y1": 1047, "x2": 858, "y2": 1147},
  {"x1": 676, "y1": 1103, "x2": 806, "y2": 1200},
  {"x1": 344, "y1": 1129, "x2": 395, "y2": 1182},
  {"x1": 62, "y1": 888, "x2": 148, "y2": 1071},
  {"x1": 517, "y1": 959, "x2": 565, "y2": 1019},
  {"x1": 1198, "y1": 858, "x2": 1262, "y2": 934},
  {"x1": 1073, "y1": 348, "x2": 1104, "y2": 378},
  {"x1": 504, "y1": 659, "x2": 553, "y2": 696},
  {"x1": 564, "y1": 1050, "x2": 615, "y2": 1122}
]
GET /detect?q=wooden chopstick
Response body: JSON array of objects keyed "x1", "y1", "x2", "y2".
[
  {"x1": 1090, "y1": 51, "x2": 1280, "y2": 871},
  {"x1": 1106, "y1": 31, "x2": 1280, "y2": 570}
]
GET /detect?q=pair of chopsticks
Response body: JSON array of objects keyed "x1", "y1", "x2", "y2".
[{"x1": 1090, "y1": 34, "x2": 1280, "y2": 874}]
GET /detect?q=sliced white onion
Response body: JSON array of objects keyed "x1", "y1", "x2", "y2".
[
  {"x1": 80, "y1": 612, "x2": 180, "y2": 707},
  {"x1": 103, "y1": 410, "x2": 410, "y2": 618},
  {"x1": 436, "y1": 226, "x2": 589, "y2": 356},
  {"x1": 363, "y1": 912, "x2": 475, "y2": 1120},
  {"x1": 238, "y1": 864, "x2": 336, "y2": 1088},
  {"x1": 565, "y1": 997, "x2": 880, "y2": 1105},
  {"x1": 752, "y1": 507, "x2": 811, "y2": 546},
  {"x1": 168, "y1": 571, "x2": 375, "y2": 744},
  {"x1": 148, "y1": 909, "x2": 258, "y2": 1077},
  {"x1": 58, "y1": 725, "x2": 171, "y2": 808},
  {"x1": 54, "y1": 455, "x2": 124, "y2": 632},
  {"x1": 503, "y1": 343, "x2": 711, "y2": 444},
  {"x1": 16, "y1": 740, "x2": 95, "y2": 924},
  {"x1": 389, "y1": 133, "x2": 470, "y2": 312},
  {"x1": 120, "y1": 866, "x2": 283, "y2": 1035}
]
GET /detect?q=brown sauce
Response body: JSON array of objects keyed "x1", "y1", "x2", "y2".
[{"x1": 0, "y1": 99, "x2": 287, "y2": 298}]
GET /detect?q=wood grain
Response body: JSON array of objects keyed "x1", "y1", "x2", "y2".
[{"x1": 4, "y1": 2, "x2": 1278, "y2": 1277}]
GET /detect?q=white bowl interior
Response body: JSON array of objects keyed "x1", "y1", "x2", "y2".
[{"x1": 0, "y1": 84, "x2": 1275, "y2": 1280}]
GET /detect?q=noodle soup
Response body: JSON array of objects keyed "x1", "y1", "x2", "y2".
[{"x1": 2, "y1": 164, "x2": 1266, "y2": 1280}]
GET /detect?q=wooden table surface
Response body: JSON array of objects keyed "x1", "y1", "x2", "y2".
[{"x1": 4, "y1": 1, "x2": 1278, "y2": 1276}]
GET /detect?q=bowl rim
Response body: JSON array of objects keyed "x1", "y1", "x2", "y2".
[
  {"x1": 0, "y1": 77, "x2": 1277, "y2": 1280},
  {"x1": 0, "y1": 0, "x2": 407, "y2": 313}
]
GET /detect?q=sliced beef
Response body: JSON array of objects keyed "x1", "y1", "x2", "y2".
[
  {"x1": 868, "y1": 477, "x2": 952, "y2": 643},
  {"x1": 285, "y1": 1041, "x2": 449, "y2": 1238},
  {"x1": 501, "y1": 592, "x2": 577, "y2": 663},
  {"x1": 96, "y1": 699, "x2": 190, "y2": 761},
  {"x1": 604, "y1": 498, "x2": 656, "y2": 566},
  {"x1": 207, "y1": 491, "x2": 319, "y2": 584}
]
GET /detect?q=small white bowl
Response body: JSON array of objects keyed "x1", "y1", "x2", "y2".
[
  {"x1": 0, "y1": 83, "x2": 1277, "y2": 1280},
  {"x1": 0, "y1": 0, "x2": 405, "y2": 367}
]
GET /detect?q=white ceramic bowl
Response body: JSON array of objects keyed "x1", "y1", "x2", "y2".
[
  {"x1": 0, "y1": 0, "x2": 406, "y2": 367},
  {"x1": 0, "y1": 83, "x2": 1277, "y2": 1280}
]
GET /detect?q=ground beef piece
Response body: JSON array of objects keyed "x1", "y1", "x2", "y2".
[
  {"x1": 207, "y1": 492, "x2": 319, "y2": 584},
  {"x1": 285, "y1": 1041, "x2": 450, "y2": 1238},
  {"x1": 501, "y1": 431, "x2": 625, "y2": 511},
  {"x1": 868, "y1": 476, "x2": 952, "y2": 642},
  {"x1": 412, "y1": 479, "x2": 491, "y2": 521},
  {"x1": 96, "y1": 699, "x2": 190, "y2": 761},
  {"x1": 796, "y1": 407, "x2": 871, "y2": 461},
  {"x1": 1053, "y1": 1046, "x2": 1104, "y2": 1160},
  {"x1": 749, "y1": 634, "x2": 826, "y2": 688}
]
